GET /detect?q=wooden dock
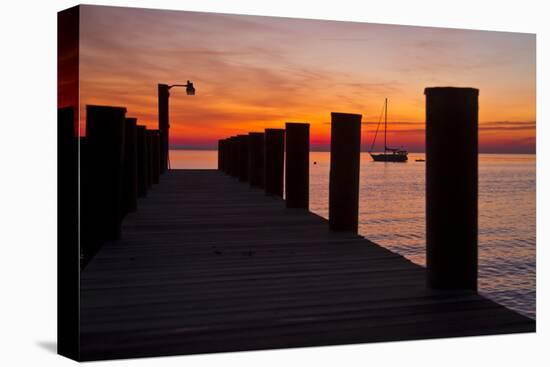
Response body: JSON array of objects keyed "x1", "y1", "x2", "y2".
[{"x1": 80, "y1": 169, "x2": 535, "y2": 361}]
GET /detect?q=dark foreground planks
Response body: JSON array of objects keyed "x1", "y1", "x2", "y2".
[{"x1": 80, "y1": 170, "x2": 535, "y2": 361}]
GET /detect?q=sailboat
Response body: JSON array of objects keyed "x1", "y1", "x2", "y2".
[{"x1": 368, "y1": 98, "x2": 408, "y2": 162}]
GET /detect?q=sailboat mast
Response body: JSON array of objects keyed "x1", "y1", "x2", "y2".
[{"x1": 384, "y1": 98, "x2": 387, "y2": 152}]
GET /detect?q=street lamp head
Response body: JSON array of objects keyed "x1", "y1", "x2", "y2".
[
  {"x1": 186, "y1": 80, "x2": 195, "y2": 96},
  {"x1": 166, "y1": 81, "x2": 196, "y2": 95}
]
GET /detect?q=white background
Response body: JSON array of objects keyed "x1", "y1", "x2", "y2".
[{"x1": 0, "y1": 0, "x2": 547, "y2": 365}]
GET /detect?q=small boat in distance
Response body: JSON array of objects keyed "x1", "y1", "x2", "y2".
[{"x1": 368, "y1": 98, "x2": 408, "y2": 162}]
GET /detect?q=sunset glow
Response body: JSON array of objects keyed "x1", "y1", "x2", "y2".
[{"x1": 78, "y1": 5, "x2": 536, "y2": 153}]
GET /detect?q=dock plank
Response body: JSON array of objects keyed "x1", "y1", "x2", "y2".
[{"x1": 80, "y1": 169, "x2": 535, "y2": 361}]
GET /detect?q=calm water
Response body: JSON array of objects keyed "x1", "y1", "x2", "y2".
[{"x1": 170, "y1": 150, "x2": 536, "y2": 319}]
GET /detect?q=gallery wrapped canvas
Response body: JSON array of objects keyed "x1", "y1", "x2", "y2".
[{"x1": 58, "y1": 5, "x2": 536, "y2": 361}]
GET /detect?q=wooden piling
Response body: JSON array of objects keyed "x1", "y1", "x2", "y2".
[
  {"x1": 85, "y1": 105, "x2": 127, "y2": 241},
  {"x1": 230, "y1": 137, "x2": 238, "y2": 176},
  {"x1": 227, "y1": 137, "x2": 234, "y2": 176},
  {"x1": 145, "y1": 130, "x2": 153, "y2": 188},
  {"x1": 237, "y1": 135, "x2": 249, "y2": 182},
  {"x1": 230, "y1": 136, "x2": 240, "y2": 178},
  {"x1": 224, "y1": 139, "x2": 229, "y2": 172},
  {"x1": 150, "y1": 130, "x2": 161, "y2": 184},
  {"x1": 218, "y1": 139, "x2": 224, "y2": 172},
  {"x1": 136, "y1": 125, "x2": 148, "y2": 197},
  {"x1": 264, "y1": 129, "x2": 285, "y2": 197},
  {"x1": 158, "y1": 83, "x2": 170, "y2": 173},
  {"x1": 123, "y1": 118, "x2": 138, "y2": 215},
  {"x1": 329, "y1": 112, "x2": 362, "y2": 232},
  {"x1": 228, "y1": 136, "x2": 238, "y2": 177},
  {"x1": 285, "y1": 123, "x2": 310, "y2": 209},
  {"x1": 223, "y1": 139, "x2": 230, "y2": 174},
  {"x1": 425, "y1": 87, "x2": 479, "y2": 290},
  {"x1": 248, "y1": 132, "x2": 265, "y2": 187},
  {"x1": 225, "y1": 138, "x2": 231, "y2": 174},
  {"x1": 218, "y1": 139, "x2": 223, "y2": 171}
]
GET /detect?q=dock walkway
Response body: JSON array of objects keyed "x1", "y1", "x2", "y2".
[{"x1": 80, "y1": 169, "x2": 535, "y2": 360}]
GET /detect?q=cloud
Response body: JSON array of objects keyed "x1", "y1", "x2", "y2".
[
  {"x1": 77, "y1": 6, "x2": 535, "y2": 154},
  {"x1": 479, "y1": 121, "x2": 536, "y2": 131}
]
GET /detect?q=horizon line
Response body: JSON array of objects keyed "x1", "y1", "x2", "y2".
[{"x1": 169, "y1": 147, "x2": 536, "y2": 154}]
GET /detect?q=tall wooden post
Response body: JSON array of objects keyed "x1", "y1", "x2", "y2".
[
  {"x1": 150, "y1": 130, "x2": 161, "y2": 184},
  {"x1": 248, "y1": 132, "x2": 265, "y2": 187},
  {"x1": 237, "y1": 135, "x2": 250, "y2": 182},
  {"x1": 285, "y1": 123, "x2": 310, "y2": 208},
  {"x1": 227, "y1": 137, "x2": 233, "y2": 176},
  {"x1": 158, "y1": 83, "x2": 170, "y2": 173},
  {"x1": 329, "y1": 112, "x2": 362, "y2": 232},
  {"x1": 230, "y1": 136, "x2": 240, "y2": 178},
  {"x1": 223, "y1": 139, "x2": 230, "y2": 174},
  {"x1": 218, "y1": 139, "x2": 223, "y2": 171},
  {"x1": 123, "y1": 118, "x2": 138, "y2": 215},
  {"x1": 146, "y1": 130, "x2": 153, "y2": 188},
  {"x1": 425, "y1": 87, "x2": 479, "y2": 290},
  {"x1": 85, "y1": 105, "x2": 127, "y2": 241},
  {"x1": 224, "y1": 139, "x2": 229, "y2": 172},
  {"x1": 229, "y1": 137, "x2": 237, "y2": 176},
  {"x1": 264, "y1": 129, "x2": 285, "y2": 197},
  {"x1": 136, "y1": 125, "x2": 148, "y2": 197}
]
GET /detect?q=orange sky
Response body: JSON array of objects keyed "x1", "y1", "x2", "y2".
[{"x1": 78, "y1": 5, "x2": 536, "y2": 153}]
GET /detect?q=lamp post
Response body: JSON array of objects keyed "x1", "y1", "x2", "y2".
[{"x1": 158, "y1": 80, "x2": 195, "y2": 172}]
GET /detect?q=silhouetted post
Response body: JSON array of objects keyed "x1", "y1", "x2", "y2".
[
  {"x1": 229, "y1": 137, "x2": 238, "y2": 176},
  {"x1": 237, "y1": 135, "x2": 250, "y2": 182},
  {"x1": 223, "y1": 139, "x2": 230, "y2": 174},
  {"x1": 218, "y1": 139, "x2": 224, "y2": 172},
  {"x1": 150, "y1": 130, "x2": 161, "y2": 184},
  {"x1": 218, "y1": 139, "x2": 223, "y2": 171},
  {"x1": 154, "y1": 132, "x2": 161, "y2": 181},
  {"x1": 230, "y1": 136, "x2": 240, "y2": 178},
  {"x1": 86, "y1": 105, "x2": 127, "y2": 241},
  {"x1": 329, "y1": 113, "x2": 362, "y2": 232},
  {"x1": 146, "y1": 130, "x2": 154, "y2": 188},
  {"x1": 158, "y1": 83, "x2": 170, "y2": 173},
  {"x1": 222, "y1": 138, "x2": 229, "y2": 173},
  {"x1": 227, "y1": 137, "x2": 234, "y2": 176},
  {"x1": 264, "y1": 129, "x2": 285, "y2": 196},
  {"x1": 285, "y1": 123, "x2": 310, "y2": 208},
  {"x1": 123, "y1": 118, "x2": 138, "y2": 215},
  {"x1": 136, "y1": 125, "x2": 148, "y2": 197},
  {"x1": 225, "y1": 137, "x2": 232, "y2": 175},
  {"x1": 425, "y1": 87, "x2": 479, "y2": 290},
  {"x1": 248, "y1": 132, "x2": 265, "y2": 187}
]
